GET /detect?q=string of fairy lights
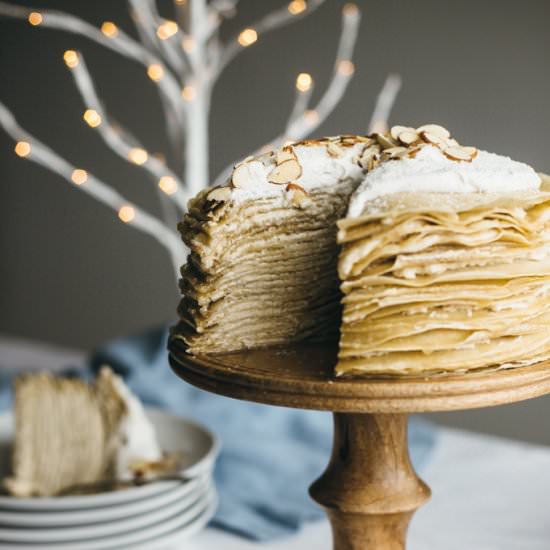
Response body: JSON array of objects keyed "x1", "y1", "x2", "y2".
[{"x1": 0, "y1": 0, "x2": 401, "y2": 278}]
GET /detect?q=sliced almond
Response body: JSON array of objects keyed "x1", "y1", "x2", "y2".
[
  {"x1": 376, "y1": 133, "x2": 398, "y2": 149},
  {"x1": 462, "y1": 146, "x2": 478, "y2": 159},
  {"x1": 416, "y1": 124, "x2": 451, "y2": 140},
  {"x1": 267, "y1": 158, "x2": 302, "y2": 184},
  {"x1": 207, "y1": 186, "x2": 232, "y2": 201},
  {"x1": 367, "y1": 155, "x2": 379, "y2": 171},
  {"x1": 445, "y1": 138, "x2": 459, "y2": 148},
  {"x1": 444, "y1": 146, "x2": 474, "y2": 162},
  {"x1": 355, "y1": 135, "x2": 373, "y2": 144},
  {"x1": 382, "y1": 146, "x2": 408, "y2": 159},
  {"x1": 420, "y1": 131, "x2": 446, "y2": 147},
  {"x1": 327, "y1": 141, "x2": 345, "y2": 158},
  {"x1": 397, "y1": 130, "x2": 420, "y2": 146},
  {"x1": 231, "y1": 163, "x2": 252, "y2": 188},
  {"x1": 408, "y1": 144, "x2": 427, "y2": 158},
  {"x1": 390, "y1": 125, "x2": 414, "y2": 140},
  {"x1": 340, "y1": 136, "x2": 360, "y2": 147},
  {"x1": 286, "y1": 182, "x2": 310, "y2": 207},
  {"x1": 358, "y1": 144, "x2": 380, "y2": 169},
  {"x1": 276, "y1": 147, "x2": 296, "y2": 164}
]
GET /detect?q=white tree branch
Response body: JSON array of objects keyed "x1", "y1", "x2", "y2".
[
  {"x1": 0, "y1": 1, "x2": 185, "y2": 128},
  {"x1": 286, "y1": 4, "x2": 361, "y2": 140},
  {"x1": 130, "y1": 0, "x2": 187, "y2": 77},
  {"x1": 0, "y1": 101, "x2": 185, "y2": 277},
  {"x1": 69, "y1": 53, "x2": 188, "y2": 207},
  {"x1": 216, "y1": 0, "x2": 326, "y2": 78},
  {"x1": 367, "y1": 73, "x2": 403, "y2": 133}
]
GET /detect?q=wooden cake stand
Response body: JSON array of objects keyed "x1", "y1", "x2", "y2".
[{"x1": 169, "y1": 339, "x2": 550, "y2": 550}]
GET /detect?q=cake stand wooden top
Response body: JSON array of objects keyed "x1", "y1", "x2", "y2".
[{"x1": 168, "y1": 339, "x2": 550, "y2": 413}]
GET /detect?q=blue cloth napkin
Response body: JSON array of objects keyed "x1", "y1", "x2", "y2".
[
  {"x1": 0, "y1": 328, "x2": 436, "y2": 541},
  {"x1": 89, "y1": 327, "x2": 437, "y2": 541}
]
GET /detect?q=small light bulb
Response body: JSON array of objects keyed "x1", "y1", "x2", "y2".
[
  {"x1": 304, "y1": 110, "x2": 319, "y2": 125},
  {"x1": 343, "y1": 3, "x2": 359, "y2": 16},
  {"x1": 338, "y1": 59, "x2": 355, "y2": 76},
  {"x1": 63, "y1": 50, "x2": 79, "y2": 68},
  {"x1": 175, "y1": 0, "x2": 187, "y2": 4},
  {"x1": 181, "y1": 85, "x2": 196, "y2": 101},
  {"x1": 101, "y1": 21, "x2": 119, "y2": 38},
  {"x1": 83, "y1": 109, "x2": 102, "y2": 128},
  {"x1": 128, "y1": 148, "x2": 148, "y2": 165},
  {"x1": 157, "y1": 21, "x2": 178, "y2": 40},
  {"x1": 118, "y1": 205, "x2": 135, "y2": 223},
  {"x1": 182, "y1": 36, "x2": 195, "y2": 53},
  {"x1": 147, "y1": 63, "x2": 164, "y2": 82},
  {"x1": 296, "y1": 72, "x2": 313, "y2": 92},
  {"x1": 28, "y1": 12, "x2": 42, "y2": 26},
  {"x1": 288, "y1": 0, "x2": 307, "y2": 15},
  {"x1": 71, "y1": 169, "x2": 88, "y2": 185},
  {"x1": 158, "y1": 176, "x2": 178, "y2": 195},
  {"x1": 238, "y1": 28, "x2": 258, "y2": 47},
  {"x1": 15, "y1": 141, "x2": 31, "y2": 157}
]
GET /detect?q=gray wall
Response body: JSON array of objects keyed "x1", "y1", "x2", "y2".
[{"x1": 2, "y1": 0, "x2": 550, "y2": 443}]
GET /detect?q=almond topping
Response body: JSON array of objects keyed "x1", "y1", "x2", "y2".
[
  {"x1": 327, "y1": 141, "x2": 345, "y2": 158},
  {"x1": 276, "y1": 148, "x2": 296, "y2": 164},
  {"x1": 462, "y1": 146, "x2": 478, "y2": 159},
  {"x1": 358, "y1": 144, "x2": 380, "y2": 169},
  {"x1": 420, "y1": 131, "x2": 446, "y2": 146},
  {"x1": 340, "y1": 136, "x2": 358, "y2": 147},
  {"x1": 382, "y1": 146, "x2": 408, "y2": 159},
  {"x1": 286, "y1": 183, "x2": 310, "y2": 207},
  {"x1": 416, "y1": 124, "x2": 450, "y2": 140},
  {"x1": 232, "y1": 161, "x2": 262, "y2": 188},
  {"x1": 376, "y1": 133, "x2": 398, "y2": 149},
  {"x1": 444, "y1": 146, "x2": 474, "y2": 162},
  {"x1": 367, "y1": 155, "x2": 379, "y2": 171},
  {"x1": 407, "y1": 144, "x2": 427, "y2": 158},
  {"x1": 267, "y1": 158, "x2": 302, "y2": 184},
  {"x1": 397, "y1": 130, "x2": 420, "y2": 146},
  {"x1": 207, "y1": 186, "x2": 232, "y2": 201},
  {"x1": 390, "y1": 125, "x2": 414, "y2": 140}
]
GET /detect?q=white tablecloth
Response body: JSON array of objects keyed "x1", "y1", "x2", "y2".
[{"x1": 186, "y1": 428, "x2": 550, "y2": 550}]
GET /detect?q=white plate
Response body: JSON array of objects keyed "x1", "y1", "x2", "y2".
[
  {"x1": 0, "y1": 478, "x2": 213, "y2": 543},
  {"x1": 0, "y1": 487, "x2": 218, "y2": 550},
  {"x1": 0, "y1": 409, "x2": 220, "y2": 511},
  {"x1": 0, "y1": 476, "x2": 206, "y2": 527}
]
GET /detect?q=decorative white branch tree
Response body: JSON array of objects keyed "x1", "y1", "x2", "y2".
[{"x1": 0, "y1": 0, "x2": 401, "y2": 279}]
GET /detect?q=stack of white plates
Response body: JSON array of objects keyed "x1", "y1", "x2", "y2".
[{"x1": 0, "y1": 409, "x2": 220, "y2": 549}]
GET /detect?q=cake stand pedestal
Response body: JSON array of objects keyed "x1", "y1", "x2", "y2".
[{"x1": 169, "y1": 339, "x2": 550, "y2": 550}]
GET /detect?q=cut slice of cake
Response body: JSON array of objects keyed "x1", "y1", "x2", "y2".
[
  {"x1": 174, "y1": 125, "x2": 550, "y2": 377},
  {"x1": 5, "y1": 368, "x2": 163, "y2": 497}
]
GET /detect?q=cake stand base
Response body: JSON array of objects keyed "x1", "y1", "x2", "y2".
[
  {"x1": 169, "y1": 339, "x2": 550, "y2": 550},
  {"x1": 310, "y1": 413, "x2": 429, "y2": 549}
]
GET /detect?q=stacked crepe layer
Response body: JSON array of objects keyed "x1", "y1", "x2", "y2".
[
  {"x1": 175, "y1": 184, "x2": 354, "y2": 354},
  {"x1": 337, "y1": 175, "x2": 550, "y2": 376},
  {"x1": 6, "y1": 369, "x2": 126, "y2": 497}
]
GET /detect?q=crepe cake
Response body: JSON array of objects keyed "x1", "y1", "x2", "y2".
[
  {"x1": 174, "y1": 125, "x2": 550, "y2": 377},
  {"x1": 4, "y1": 367, "x2": 164, "y2": 497}
]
